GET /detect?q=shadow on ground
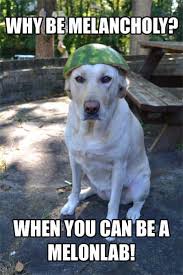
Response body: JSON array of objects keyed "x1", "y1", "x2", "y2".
[{"x1": 0, "y1": 97, "x2": 182, "y2": 275}]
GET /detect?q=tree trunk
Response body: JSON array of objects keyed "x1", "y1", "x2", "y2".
[
  {"x1": 36, "y1": 0, "x2": 56, "y2": 58},
  {"x1": 6, "y1": 0, "x2": 11, "y2": 17},
  {"x1": 130, "y1": 0, "x2": 152, "y2": 55}
]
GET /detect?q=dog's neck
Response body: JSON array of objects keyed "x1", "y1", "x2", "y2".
[
  {"x1": 73, "y1": 101, "x2": 119, "y2": 139},
  {"x1": 87, "y1": 120, "x2": 96, "y2": 134}
]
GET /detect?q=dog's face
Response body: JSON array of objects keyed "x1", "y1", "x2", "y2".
[{"x1": 65, "y1": 64, "x2": 128, "y2": 121}]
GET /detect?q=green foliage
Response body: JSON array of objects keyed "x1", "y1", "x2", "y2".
[
  {"x1": 0, "y1": 0, "x2": 36, "y2": 58},
  {"x1": 60, "y1": 0, "x2": 130, "y2": 54},
  {"x1": 0, "y1": 0, "x2": 35, "y2": 18},
  {"x1": 0, "y1": 22, "x2": 35, "y2": 58},
  {"x1": 173, "y1": 0, "x2": 183, "y2": 41},
  {"x1": 151, "y1": 0, "x2": 183, "y2": 42},
  {"x1": 58, "y1": 0, "x2": 183, "y2": 53},
  {"x1": 0, "y1": 0, "x2": 182, "y2": 58},
  {"x1": 152, "y1": 0, "x2": 173, "y2": 16}
]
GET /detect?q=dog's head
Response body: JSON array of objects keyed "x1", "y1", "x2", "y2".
[{"x1": 65, "y1": 64, "x2": 129, "y2": 121}]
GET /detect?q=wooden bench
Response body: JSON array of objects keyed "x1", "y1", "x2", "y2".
[
  {"x1": 125, "y1": 41, "x2": 183, "y2": 152},
  {"x1": 127, "y1": 72, "x2": 183, "y2": 152},
  {"x1": 140, "y1": 41, "x2": 183, "y2": 80}
]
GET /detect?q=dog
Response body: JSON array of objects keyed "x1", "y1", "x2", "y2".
[{"x1": 61, "y1": 62, "x2": 151, "y2": 237}]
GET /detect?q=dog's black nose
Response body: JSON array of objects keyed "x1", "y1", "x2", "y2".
[{"x1": 84, "y1": 100, "x2": 100, "y2": 115}]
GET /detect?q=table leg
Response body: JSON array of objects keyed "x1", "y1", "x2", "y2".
[
  {"x1": 140, "y1": 48, "x2": 165, "y2": 80},
  {"x1": 149, "y1": 124, "x2": 183, "y2": 152}
]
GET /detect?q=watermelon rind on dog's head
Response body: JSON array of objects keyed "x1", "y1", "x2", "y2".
[{"x1": 63, "y1": 43, "x2": 129, "y2": 78}]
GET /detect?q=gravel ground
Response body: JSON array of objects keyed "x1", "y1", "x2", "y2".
[{"x1": 0, "y1": 97, "x2": 182, "y2": 275}]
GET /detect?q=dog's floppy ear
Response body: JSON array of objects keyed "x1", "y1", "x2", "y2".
[
  {"x1": 118, "y1": 71, "x2": 129, "y2": 98},
  {"x1": 64, "y1": 78, "x2": 72, "y2": 99}
]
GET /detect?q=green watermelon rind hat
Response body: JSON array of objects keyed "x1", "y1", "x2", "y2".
[{"x1": 63, "y1": 43, "x2": 129, "y2": 78}]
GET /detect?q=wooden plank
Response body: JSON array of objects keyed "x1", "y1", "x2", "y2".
[
  {"x1": 151, "y1": 75, "x2": 183, "y2": 88},
  {"x1": 130, "y1": 73, "x2": 182, "y2": 106},
  {"x1": 140, "y1": 41, "x2": 183, "y2": 53},
  {"x1": 165, "y1": 88, "x2": 183, "y2": 100},
  {"x1": 128, "y1": 76, "x2": 167, "y2": 112},
  {"x1": 128, "y1": 54, "x2": 183, "y2": 77},
  {"x1": 140, "y1": 48, "x2": 165, "y2": 79},
  {"x1": 149, "y1": 124, "x2": 183, "y2": 152},
  {"x1": 127, "y1": 72, "x2": 183, "y2": 112},
  {"x1": 127, "y1": 103, "x2": 183, "y2": 125},
  {"x1": 129, "y1": 72, "x2": 182, "y2": 105},
  {"x1": 166, "y1": 110, "x2": 183, "y2": 125}
]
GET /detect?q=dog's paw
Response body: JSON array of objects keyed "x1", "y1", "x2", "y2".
[
  {"x1": 60, "y1": 200, "x2": 79, "y2": 216},
  {"x1": 79, "y1": 190, "x2": 88, "y2": 201},
  {"x1": 126, "y1": 207, "x2": 140, "y2": 224},
  {"x1": 79, "y1": 187, "x2": 95, "y2": 201}
]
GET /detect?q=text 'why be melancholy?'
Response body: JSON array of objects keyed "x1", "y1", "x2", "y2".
[{"x1": 5, "y1": 16, "x2": 179, "y2": 35}]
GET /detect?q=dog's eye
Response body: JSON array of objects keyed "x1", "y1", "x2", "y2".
[
  {"x1": 100, "y1": 76, "x2": 112, "y2": 83},
  {"x1": 75, "y1": 76, "x2": 85, "y2": 83}
]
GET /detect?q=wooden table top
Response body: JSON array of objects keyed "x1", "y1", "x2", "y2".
[
  {"x1": 140, "y1": 41, "x2": 183, "y2": 53},
  {"x1": 127, "y1": 72, "x2": 183, "y2": 112}
]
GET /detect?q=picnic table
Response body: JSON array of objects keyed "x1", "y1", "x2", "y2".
[
  {"x1": 140, "y1": 41, "x2": 183, "y2": 80},
  {"x1": 126, "y1": 41, "x2": 183, "y2": 152}
]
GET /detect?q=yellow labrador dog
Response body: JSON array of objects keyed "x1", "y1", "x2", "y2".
[{"x1": 61, "y1": 63, "x2": 151, "y2": 229}]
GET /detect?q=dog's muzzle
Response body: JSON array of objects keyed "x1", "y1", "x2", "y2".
[{"x1": 84, "y1": 100, "x2": 100, "y2": 120}]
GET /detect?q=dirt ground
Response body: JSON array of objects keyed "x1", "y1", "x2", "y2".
[{"x1": 0, "y1": 97, "x2": 182, "y2": 275}]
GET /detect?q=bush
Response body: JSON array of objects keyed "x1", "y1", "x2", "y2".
[{"x1": 0, "y1": 22, "x2": 35, "y2": 58}]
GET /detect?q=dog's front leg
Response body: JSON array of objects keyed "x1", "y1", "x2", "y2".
[
  {"x1": 106, "y1": 161, "x2": 126, "y2": 241},
  {"x1": 61, "y1": 155, "x2": 82, "y2": 216},
  {"x1": 107, "y1": 161, "x2": 126, "y2": 220}
]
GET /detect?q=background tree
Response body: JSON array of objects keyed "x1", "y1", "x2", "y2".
[
  {"x1": 0, "y1": 0, "x2": 182, "y2": 59},
  {"x1": 130, "y1": 0, "x2": 152, "y2": 55},
  {"x1": 60, "y1": 0, "x2": 131, "y2": 54},
  {"x1": 0, "y1": 0, "x2": 36, "y2": 58},
  {"x1": 36, "y1": 0, "x2": 56, "y2": 58},
  {"x1": 173, "y1": 0, "x2": 183, "y2": 41}
]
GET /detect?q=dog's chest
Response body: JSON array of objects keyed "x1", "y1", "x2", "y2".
[
  {"x1": 73, "y1": 146, "x2": 113, "y2": 172},
  {"x1": 71, "y1": 143, "x2": 113, "y2": 190}
]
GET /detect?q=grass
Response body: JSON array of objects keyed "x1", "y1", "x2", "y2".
[
  {"x1": 176, "y1": 143, "x2": 183, "y2": 150},
  {"x1": 0, "y1": 146, "x2": 6, "y2": 179}
]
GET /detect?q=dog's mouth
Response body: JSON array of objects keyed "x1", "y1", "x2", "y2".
[{"x1": 83, "y1": 113, "x2": 100, "y2": 120}]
